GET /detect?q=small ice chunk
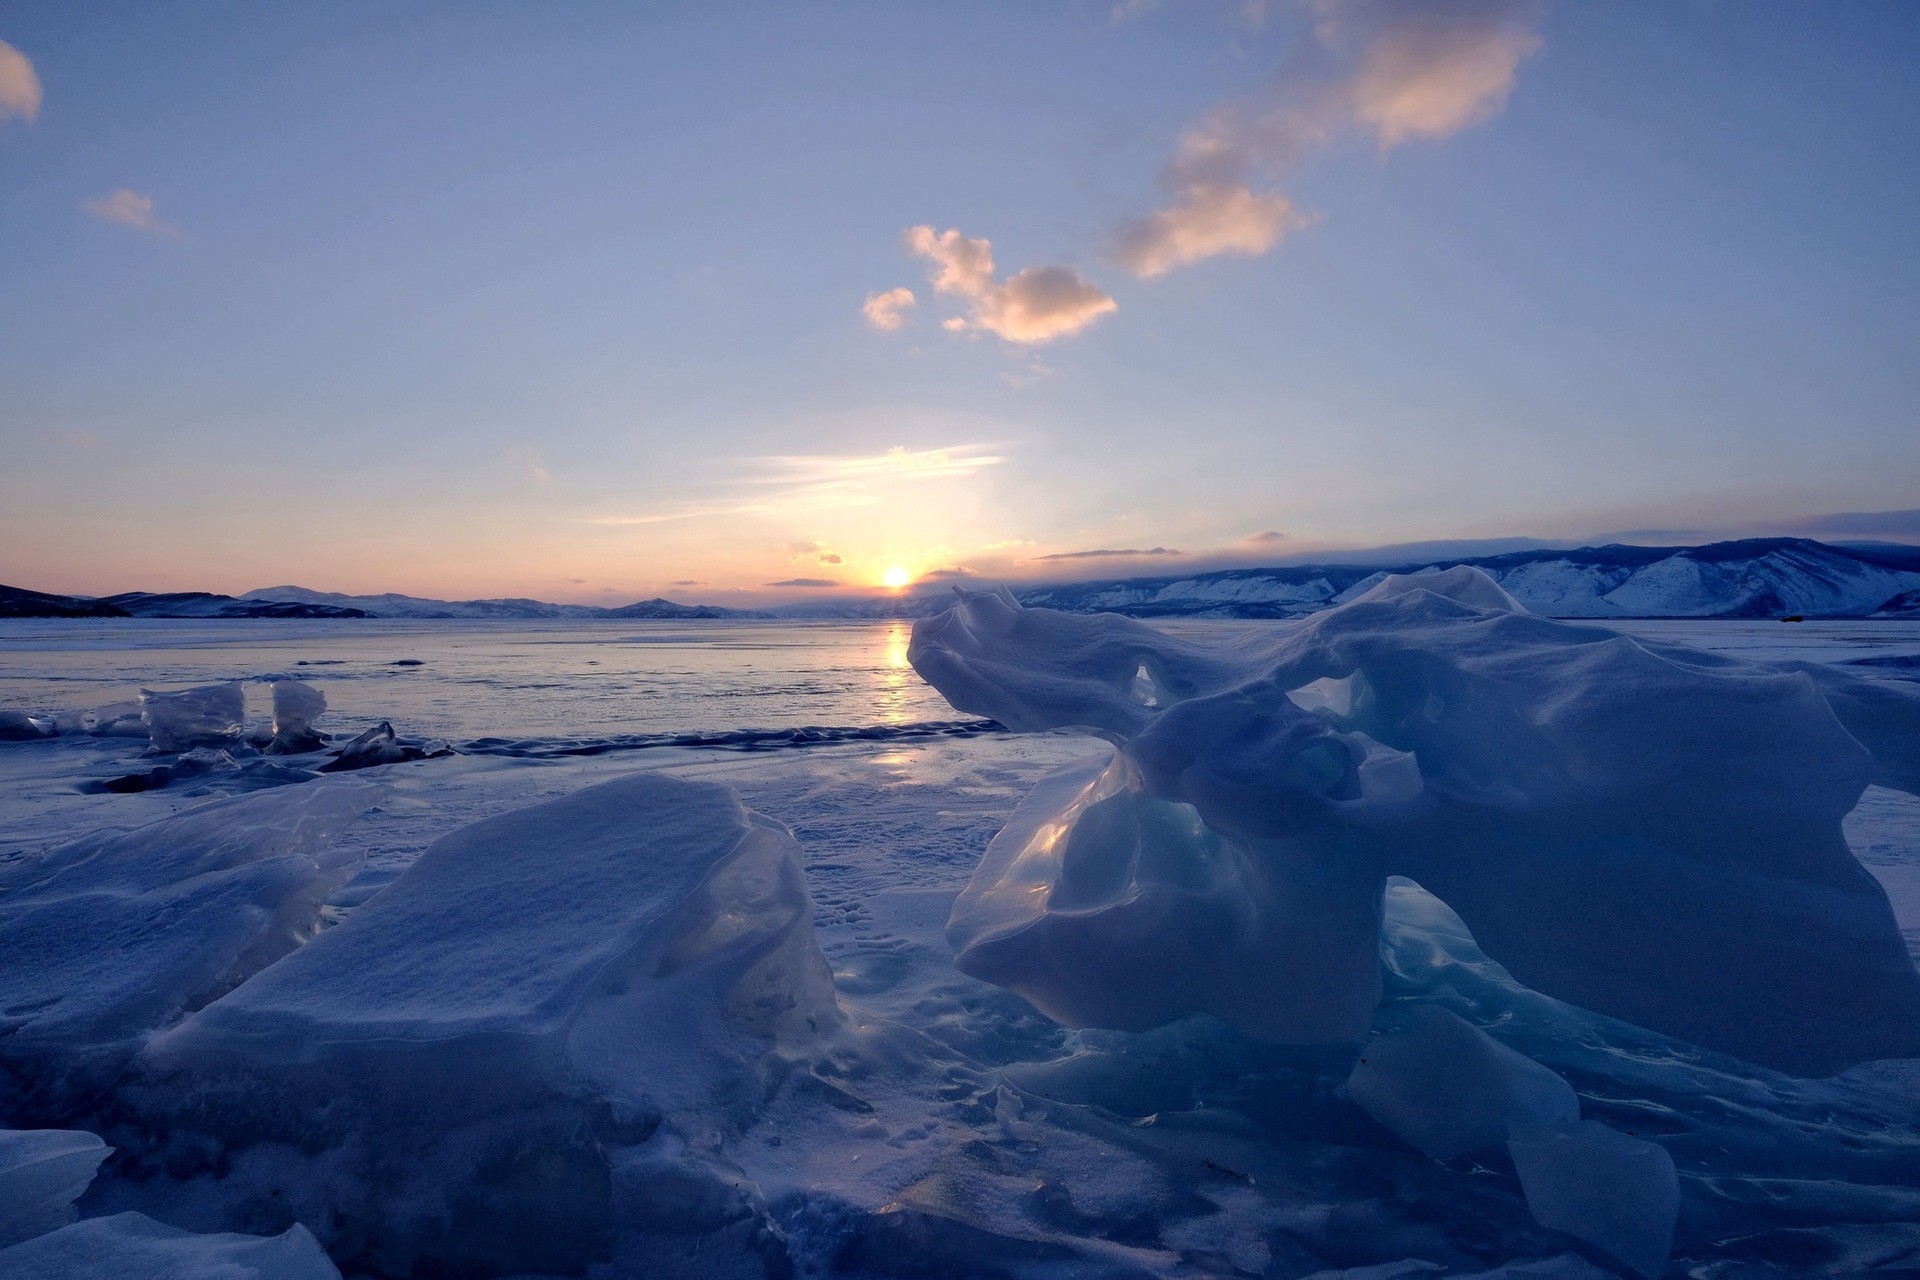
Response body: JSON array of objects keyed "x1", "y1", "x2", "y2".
[
  {"x1": 139, "y1": 682, "x2": 244, "y2": 753},
  {"x1": 1285, "y1": 675, "x2": 1355, "y2": 717},
  {"x1": 1507, "y1": 1121, "x2": 1678, "y2": 1279},
  {"x1": 1351, "y1": 732, "x2": 1423, "y2": 804},
  {"x1": 0, "y1": 1130, "x2": 111, "y2": 1247},
  {"x1": 316, "y1": 722, "x2": 449, "y2": 772},
  {"x1": 55, "y1": 703, "x2": 145, "y2": 737},
  {"x1": 1346, "y1": 1007, "x2": 1578, "y2": 1160},
  {"x1": 267, "y1": 680, "x2": 327, "y2": 754},
  {"x1": 0, "y1": 782, "x2": 377, "y2": 1079},
  {"x1": 0, "y1": 1212, "x2": 340, "y2": 1279},
  {"x1": 0, "y1": 710, "x2": 51, "y2": 741}
]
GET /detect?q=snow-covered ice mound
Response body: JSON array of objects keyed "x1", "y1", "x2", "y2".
[
  {"x1": 0, "y1": 1212, "x2": 340, "y2": 1280},
  {"x1": 141, "y1": 771, "x2": 841, "y2": 1275},
  {"x1": 912, "y1": 569, "x2": 1920, "y2": 1077},
  {"x1": 0, "y1": 783, "x2": 379, "y2": 1096},
  {"x1": 0, "y1": 1129, "x2": 110, "y2": 1247}
]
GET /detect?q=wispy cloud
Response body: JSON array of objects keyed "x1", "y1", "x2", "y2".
[
  {"x1": 1110, "y1": 0, "x2": 1165, "y2": 24},
  {"x1": 766, "y1": 577, "x2": 839, "y2": 588},
  {"x1": 1032, "y1": 546, "x2": 1184, "y2": 561},
  {"x1": 1116, "y1": 0, "x2": 1542, "y2": 276},
  {"x1": 901, "y1": 226, "x2": 1116, "y2": 344},
  {"x1": 862, "y1": 286, "x2": 916, "y2": 331},
  {"x1": 0, "y1": 40, "x2": 40, "y2": 123},
  {"x1": 588, "y1": 444, "x2": 1003, "y2": 526},
  {"x1": 788, "y1": 540, "x2": 844, "y2": 565},
  {"x1": 80, "y1": 188, "x2": 180, "y2": 237}
]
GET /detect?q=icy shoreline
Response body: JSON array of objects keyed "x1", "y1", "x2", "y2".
[{"x1": 2, "y1": 602, "x2": 1919, "y2": 1278}]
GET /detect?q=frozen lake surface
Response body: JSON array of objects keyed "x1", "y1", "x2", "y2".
[{"x1": 2, "y1": 615, "x2": 1918, "y2": 1278}]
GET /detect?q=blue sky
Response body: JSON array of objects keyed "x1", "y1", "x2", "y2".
[{"x1": 1, "y1": 1, "x2": 1916, "y2": 603}]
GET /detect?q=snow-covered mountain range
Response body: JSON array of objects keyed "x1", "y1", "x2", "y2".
[
  {"x1": 4, "y1": 538, "x2": 1918, "y2": 621},
  {"x1": 1008, "y1": 538, "x2": 1920, "y2": 621}
]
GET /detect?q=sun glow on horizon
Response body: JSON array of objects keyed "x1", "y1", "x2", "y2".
[{"x1": 882, "y1": 565, "x2": 912, "y2": 589}]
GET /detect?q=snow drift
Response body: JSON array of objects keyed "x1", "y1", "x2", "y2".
[{"x1": 911, "y1": 569, "x2": 1920, "y2": 1077}]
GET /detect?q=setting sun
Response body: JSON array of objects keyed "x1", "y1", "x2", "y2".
[{"x1": 882, "y1": 565, "x2": 912, "y2": 589}]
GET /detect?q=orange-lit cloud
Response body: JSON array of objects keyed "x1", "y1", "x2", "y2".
[
  {"x1": 1116, "y1": 183, "x2": 1309, "y2": 278},
  {"x1": 1117, "y1": 0, "x2": 1541, "y2": 277},
  {"x1": 1347, "y1": 12, "x2": 1541, "y2": 146},
  {"x1": 80, "y1": 188, "x2": 180, "y2": 236},
  {"x1": 904, "y1": 225, "x2": 1116, "y2": 344},
  {"x1": 0, "y1": 40, "x2": 40, "y2": 124},
  {"x1": 862, "y1": 286, "x2": 916, "y2": 331}
]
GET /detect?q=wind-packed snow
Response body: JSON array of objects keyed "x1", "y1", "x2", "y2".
[
  {"x1": 0, "y1": 783, "x2": 378, "y2": 1091},
  {"x1": 0, "y1": 1212, "x2": 340, "y2": 1280},
  {"x1": 0, "y1": 1129, "x2": 110, "y2": 1247},
  {"x1": 911, "y1": 570, "x2": 1920, "y2": 1076}
]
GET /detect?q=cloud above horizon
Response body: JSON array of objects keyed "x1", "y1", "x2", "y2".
[
  {"x1": 901, "y1": 226, "x2": 1116, "y2": 344},
  {"x1": 80, "y1": 188, "x2": 179, "y2": 236},
  {"x1": 0, "y1": 40, "x2": 39, "y2": 124},
  {"x1": 862, "y1": 286, "x2": 916, "y2": 331},
  {"x1": 766, "y1": 577, "x2": 839, "y2": 588},
  {"x1": 1116, "y1": 0, "x2": 1542, "y2": 277},
  {"x1": 1032, "y1": 546, "x2": 1184, "y2": 561},
  {"x1": 588, "y1": 444, "x2": 1004, "y2": 525}
]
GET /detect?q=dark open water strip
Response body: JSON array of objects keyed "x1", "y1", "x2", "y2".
[{"x1": 457, "y1": 717, "x2": 1006, "y2": 758}]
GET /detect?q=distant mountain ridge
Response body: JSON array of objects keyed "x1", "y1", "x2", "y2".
[
  {"x1": 3, "y1": 538, "x2": 1917, "y2": 621},
  {"x1": 235, "y1": 586, "x2": 758, "y2": 620},
  {"x1": 1009, "y1": 538, "x2": 1920, "y2": 621}
]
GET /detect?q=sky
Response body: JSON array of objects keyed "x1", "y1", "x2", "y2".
[{"x1": 2, "y1": 1, "x2": 1917, "y2": 606}]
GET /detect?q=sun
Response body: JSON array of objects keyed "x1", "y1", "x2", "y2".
[{"x1": 882, "y1": 565, "x2": 912, "y2": 589}]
